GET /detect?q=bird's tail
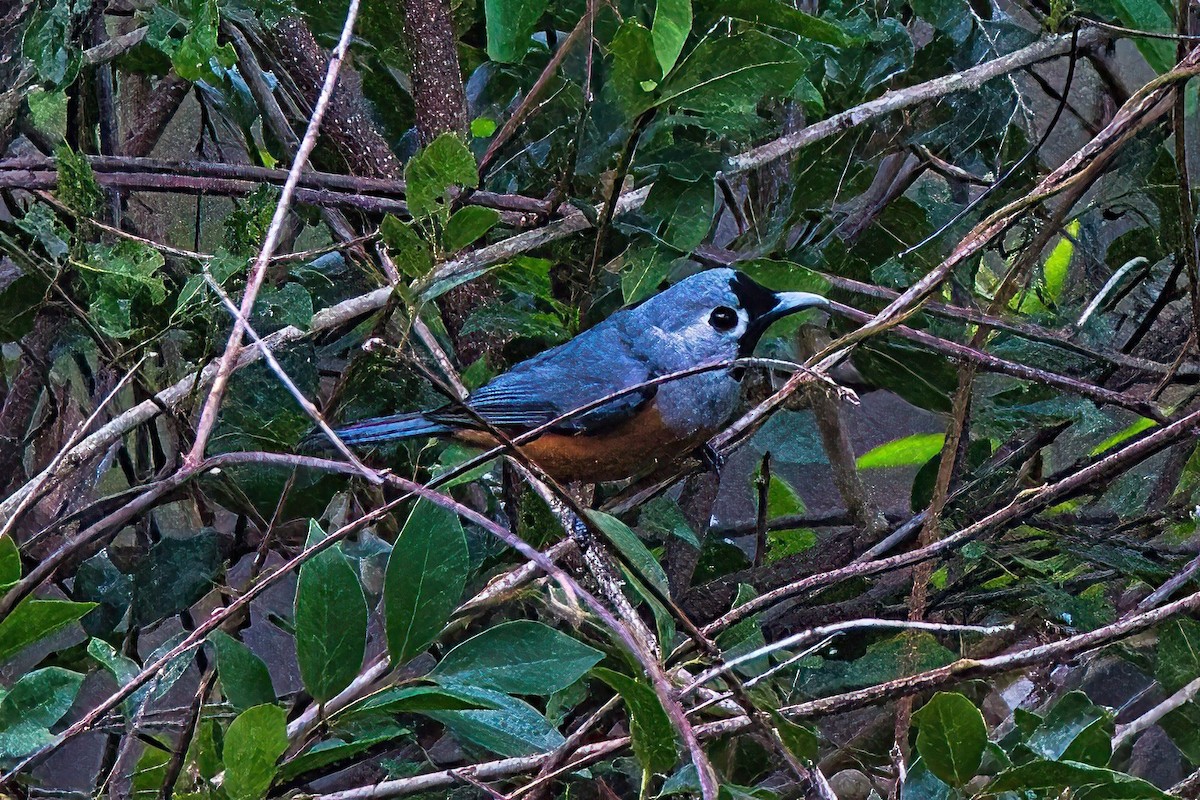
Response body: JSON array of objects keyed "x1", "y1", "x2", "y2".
[{"x1": 310, "y1": 412, "x2": 449, "y2": 449}]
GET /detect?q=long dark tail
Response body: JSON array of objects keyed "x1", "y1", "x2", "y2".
[{"x1": 327, "y1": 412, "x2": 449, "y2": 446}]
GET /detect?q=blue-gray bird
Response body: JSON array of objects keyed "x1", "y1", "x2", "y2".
[{"x1": 333, "y1": 268, "x2": 828, "y2": 481}]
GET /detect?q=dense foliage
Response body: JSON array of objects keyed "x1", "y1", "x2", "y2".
[{"x1": 4, "y1": 0, "x2": 1200, "y2": 797}]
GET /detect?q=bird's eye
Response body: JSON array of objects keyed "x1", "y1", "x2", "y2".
[{"x1": 709, "y1": 306, "x2": 738, "y2": 331}]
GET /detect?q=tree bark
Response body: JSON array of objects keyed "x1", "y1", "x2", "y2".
[{"x1": 399, "y1": 0, "x2": 468, "y2": 144}]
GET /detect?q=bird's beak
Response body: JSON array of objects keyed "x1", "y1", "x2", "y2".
[{"x1": 769, "y1": 291, "x2": 831, "y2": 321}]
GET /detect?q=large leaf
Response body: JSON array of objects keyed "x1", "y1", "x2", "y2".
[
  {"x1": 0, "y1": 667, "x2": 84, "y2": 760},
  {"x1": 1025, "y1": 691, "x2": 1112, "y2": 767},
  {"x1": 643, "y1": 176, "x2": 715, "y2": 251},
  {"x1": 430, "y1": 620, "x2": 603, "y2": 695},
  {"x1": 131, "y1": 531, "x2": 221, "y2": 625},
  {"x1": 912, "y1": 692, "x2": 986, "y2": 787},
  {"x1": 222, "y1": 704, "x2": 288, "y2": 800},
  {"x1": 652, "y1": 0, "x2": 692, "y2": 76},
  {"x1": 989, "y1": 760, "x2": 1171, "y2": 798},
  {"x1": 1157, "y1": 618, "x2": 1200, "y2": 693},
  {"x1": 608, "y1": 20, "x2": 660, "y2": 118},
  {"x1": 426, "y1": 685, "x2": 565, "y2": 757},
  {"x1": 594, "y1": 668, "x2": 677, "y2": 773},
  {"x1": 484, "y1": 0, "x2": 547, "y2": 62},
  {"x1": 657, "y1": 30, "x2": 806, "y2": 115},
  {"x1": 295, "y1": 521, "x2": 368, "y2": 703},
  {"x1": 0, "y1": 597, "x2": 95, "y2": 665},
  {"x1": 443, "y1": 206, "x2": 501, "y2": 253},
  {"x1": 384, "y1": 500, "x2": 469, "y2": 664},
  {"x1": 0, "y1": 536, "x2": 19, "y2": 592},
  {"x1": 404, "y1": 133, "x2": 479, "y2": 222},
  {"x1": 697, "y1": 0, "x2": 848, "y2": 45},
  {"x1": 210, "y1": 631, "x2": 277, "y2": 711},
  {"x1": 340, "y1": 685, "x2": 488, "y2": 718}
]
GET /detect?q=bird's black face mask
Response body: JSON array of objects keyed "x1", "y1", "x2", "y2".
[{"x1": 729, "y1": 271, "x2": 829, "y2": 357}]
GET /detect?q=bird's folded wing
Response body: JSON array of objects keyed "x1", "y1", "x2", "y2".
[{"x1": 427, "y1": 322, "x2": 656, "y2": 435}]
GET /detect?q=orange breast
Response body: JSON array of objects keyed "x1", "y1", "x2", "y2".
[{"x1": 452, "y1": 403, "x2": 708, "y2": 483}]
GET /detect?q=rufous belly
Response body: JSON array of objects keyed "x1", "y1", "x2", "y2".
[{"x1": 450, "y1": 402, "x2": 709, "y2": 483}]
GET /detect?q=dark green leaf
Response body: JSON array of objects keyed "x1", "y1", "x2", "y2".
[
  {"x1": 0, "y1": 535, "x2": 20, "y2": 590},
  {"x1": 698, "y1": 0, "x2": 848, "y2": 45},
  {"x1": 587, "y1": 510, "x2": 670, "y2": 597},
  {"x1": 132, "y1": 531, "x2": 221, "y2": 625},
  {"x1": 594, "y1": 668, "x2": 677, "y2": 773},
  {"x1": 252, "y1": 283, "x2": 313, "y2": 333},
  {"x1": 87, "y1": 638, "x2": 148, "y2": 716},
  {"x1": 769, "y1": 710, "x2": 818, "y2": 764},
  {"x1": 643, "y1": 177, "x2": 715, "y2": 250},
  {"x1": 405, "y1": 133, "x2": 479, "y2": 222},
  {"x1": 23, "y1": 1, "x2": 81, "y2": 86},
  {"x1": 658, "y1": 31, "x2": 806, "y2": 115},
  {"x1": 0, "y1": 597, "x2": 95, "y2": 665},
  {"x1": 341, "y1": 685, "x2": 488, "y2": 717},
  {"x1": 484, "y1": 0, "x2": 547, "y2": 62},
  {"x1": 277, "y1": 719, "x2": 410, "y2": 781},
  {"x1": 380, "y1": 214, "x2": 434, "y2": 277},
  {"x1": 384, "y1": 500, "x2": 469, "y2": 664},
  {"x1": 608, "y1": 20, "x2": 660, "y2": 118},
  {"x1": 620, "y1": 243, "x2": 677, "y2": 304},
  {"x1": 1026, "y1": 691, "x2": 1112, "y2": 765},
  {"x1": 913, "y1": 693, "x2": 986, "y2": 786},
  {"x1": 54, "y1": 144, "x2": 103, "y2": 218},
  {"x1": 223, "y1": 704, "x2": 288, "y2": 800},
  {"x1": 443, "y1": 206, "x2": 501, "y2": 253},
  {"x1": 73, "y1": 551, "x2": 133, "y2": 635},
  {"x1": 295, "y1": 521, "x2": 368, "y2": 703},
  {"x1": 0, "y1": 667, "x2": 84, "y2": 760},
  {"x1": 989, "y1": 760, "x2": 1170, "y2": 798},
  {"x1": 430, "y1": 620, "x2": 603, "y2": 695},
  {"x1": 427, "y1": 685, "x2": 565, "y2": 756},
  {"x1": 901, "y1": 757, "x2": 955, "y2": 800},
  {"x1": 652, "y1": 0, "x2": 693, "y2": 76},
  {"x1": 210, "y1": 630, "x2": 277, "y2": 711},
  {"x1": 1157, "y1": 618, "x2": 1200, "y2": 693}
]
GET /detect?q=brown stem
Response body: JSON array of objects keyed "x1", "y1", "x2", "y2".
[{"x1": 398, "y1": 0, "x2": 468, "y2": 144}]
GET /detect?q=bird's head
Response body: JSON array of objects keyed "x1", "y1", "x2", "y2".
[{"x1": 634, "y1": 268, "x2": 829, "y2": 363}]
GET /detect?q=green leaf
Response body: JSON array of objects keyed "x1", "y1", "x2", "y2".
[
  {"x1": 55, "y1": 144, "x2": 103, "y2": 218},
  {"x1": 857, "y1": 433, "x2": 946, "y2": 469},
  {"x1": 1026, "y1": 691, "x2": 1112, "y2": 766},
  {"x1": 253, "y1": 283, "x2": 313, "y2": 333},
  {"x1": 210, "y1": 630, "x2": 277, "y2": 711},
  {"x1": 471, "y1": 117, "x2": 497, "y2": 137},
  {"x1": 484, "y1": 0, "x2": 547, "y2": 62},
  {"x1": 608, "y1": 20, "x2": 660, "y2": 118},
  {"x1": 770, "y1": 710, "x2": 818, "y2": 764},
  {"x1": 73, "y1": 552, "x2": 133, "y2": 635},
  {"x1": 698, "y1": 0, "x2": 848, "y2": 46},
  {"x1": 223, "y1": 704, "x2": 288, "y2": 800},
  {"x1": 652, "y1": 0, "x2": 692, "y2": 76},
  {"x1": 1157, "y1": 618, "x2": 1200, "y2": 693},
  {"x1": 87, "y1": 638, "x2": 148, "y2": 716},
  {"x1": 380, "y1": 214, "x2": 434, "y2": 277},
  {"x1": 1042, "y1": 218, "x2": 1078, "y2": 304},
  {"x1": 587, "y1": 511, "x2": 670, "y2": 597},
  {"x1": 0, "y1": 597, "x2": 95, "y2": 665},
  {"x1": 277, "y1": 719, "x2": 410, "y2": 781},
  {"x1": 132, "y1": 531, "x2": 221, "y2": 625},
  {"x1": 912, "y1": 692, "x2": 986, "y2": 786},
  {"x1": 430, "y1": 620, "x2": 604, "y2": 696},
  {"x1": 0, "y1": 667, "x2": 84, "y2": 760},
  {"x1": 23, "y1": 1, "x2": 81, "y2": 86},
  {"x1": 989, "y1": 760, "x2": 1170, "y2": 798},
  {"x1": 594, "y1": 668, "x2": 677, "y2": 773},
  {"x1": 443, "y1": 206, "x2": 501, "y2": 253},
  {"x1": 295, "y1": 521, "x2": 368, "y2": 703},
  {"x1": 341, "y1": 685, "x2": 488, "y2": 718},
  {"x1": 426, "y1": 685, "x2": 565, "y2": 756},
  {"x1": 643, "y1": 176, "x2": 715, "y2": 250},
  {"x1": 1111, "y1": 0, "x2": 1175, "y2": 73},
  {"x1": 172, "y1": 0, "x2": 237, "y2": 83},
  {"x1": 384, "y1": 500, "x2": 469, "y2": 664},
  {"x1": 657, "y1": 30, "x2": 806, "y2": 116},
  {"x1": 405, "y1": 133, "x2": 479, "y2": 222},
  {"x1": 0, "y1": 535, "x2": 20, "y2": 591},
  {"x1": 901, "y1": 756, "x2": 955, "y2": 800},
  {"x1": 1090, "y1": 417, "x2": 1157, "y2": 456},
  {"x1": 620, "y1": 243, "x2": 677, "y2": 304}
]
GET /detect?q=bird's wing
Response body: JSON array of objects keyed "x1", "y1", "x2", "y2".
[{"x1": 428, "y1": 318, "x2": 656, "y2": 434}]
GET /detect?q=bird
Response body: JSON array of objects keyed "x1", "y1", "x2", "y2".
[{"x1": 329, "y1": 268, "x2": 829, "y2": 482}]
